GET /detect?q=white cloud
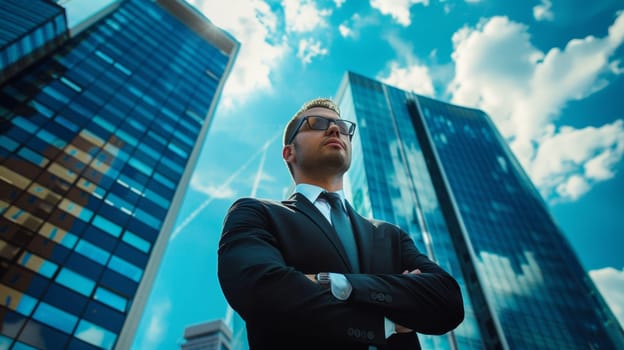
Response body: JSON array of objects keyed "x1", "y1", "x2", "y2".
[
  {"x1": 590, "y1": 267, "x2": 624, "y2": 327},
  {"x1": 377, "y1": 33, "x2": 435, "y2": 96},
  {"x1": 554, "y1": 174, "x2": 589, "y2": 201},
  {"x1": 531, "y1": 121, "x2": 624, "y2": 200},
  {"x1": 191, "y1": 0, "x2": 287, "y2": 109},
  {"x1": 190, "y1": 172, "x2": 237, "y2": 199},
  {"x1": 369, "y1": 0, "x2": 429, "y2": 27},
  {"x1": 337, "y1": 13, "x2": 379, "y2": 39},
  {"x1": 379, "y1": 61, "x2": 435, "y2": 96},
  {"x1": 297, "y1": 38, "x2": 329, "y2": 64},
  {"x1": 192, "y1": 182, "x2": 236, "y2": 199},
  {"x1": 145, "y1": 299, "x2": 172, "y2": 346},
  {"x1": 533, "y1": 0, "x2": 554, "y2": 21},
  {"x1": 338, "y1": 23, "x2": 353, "y2": 37},
  {"x1": 448, "y1": 12, "x2": 624, "y2": 202},
  {"x1": 282, "y1": 0, "x2": 332, "y2": 33},
  {"x1": 334, "y1": 0, "x2": 346, "y2": 8}
]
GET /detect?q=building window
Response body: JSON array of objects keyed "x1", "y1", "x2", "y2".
[
  {"x1": 75, "y1": 239, "x2": 111, "y2": 265},
  {"x1": 94, "y1": 287, "x2": 128, "y2": 312},
  {"x1": 74, "y1": 319, "x2": 116, "y2": 350},
  {"x1": 0, "y1": 285, "x2": 37, "y2": 316},
  {"x1": 122, "y1": 230, "x2": 151, "y2": 253},
  {"x1": 108, "y1": 256, "x2": 142, "y2": 282},
  {"x1": 56, "y1": 267, "x2": 95, "y2": 297},
  {"x1": 32, "y1": 302, "x2": 78, "y2": 334},
  {"x1": 18, "y1": 251, "x2": 58, "y2": 278},
  {"x1": 92, "y1": 215, "x2": 122, "y2": 238}
]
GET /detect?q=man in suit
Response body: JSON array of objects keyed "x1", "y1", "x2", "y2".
[{"x1": 218, "y1": 98, "x2": 464, "y2": 349}]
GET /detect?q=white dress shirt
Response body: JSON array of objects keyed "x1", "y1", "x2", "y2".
[{"x1": 294, "y1": 184, "x2": 396, "y2": 339}]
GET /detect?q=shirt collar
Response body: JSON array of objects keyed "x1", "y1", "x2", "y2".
[{"x1": 295, "y1": 183, "x2": 346, "y2": 206}]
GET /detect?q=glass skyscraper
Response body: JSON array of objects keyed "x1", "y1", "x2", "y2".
[
  {"x1": 336, "y1": 72, "x2": 624, "y2": 349},
  {"x1": 0, "y1": 0, "x2": 238, "y2": 349},
  {"x1": 0, "y1": 0, "x2": 68, "y2": 85}
]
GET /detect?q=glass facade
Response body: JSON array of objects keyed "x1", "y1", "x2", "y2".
[
  {"x1": 336, "y1": 72, "x2": 624, "y2": 349},
  {"x1": 0, "y1": 0, "x2": 68, "y2": 84},
  {"x1": 0, "y1": 0, "x2": 238, "y2": 349}
]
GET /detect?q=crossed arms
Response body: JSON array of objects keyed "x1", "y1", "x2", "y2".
[{"x1": 217, "y1": 198, "x2": 464, "y2": 345}]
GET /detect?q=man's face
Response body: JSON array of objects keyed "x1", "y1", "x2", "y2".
[{"x1": 286, "y1": 107, "x2": 353, "y2": 177}]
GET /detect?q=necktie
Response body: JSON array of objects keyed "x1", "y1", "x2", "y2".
[{"x1": 321, "y1": 192, "x2": 360, "y2": 272}]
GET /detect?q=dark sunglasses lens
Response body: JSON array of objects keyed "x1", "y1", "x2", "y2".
[
  {"x1": 308, "y1": 116, "x2": 328, "y2": 130},
  {"x1": 307, "y1": 116, "x2": 354, "y2": 136},
  {"x1": 335, "y1": 121, "x2": 351, "y2": 135}
]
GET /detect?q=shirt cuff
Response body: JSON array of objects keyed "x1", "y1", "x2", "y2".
[
  {"x1": 328, "y1": 273, "x2": 352, "y2": 301},
  {"x1": 384, "y1": 317, "x2": 396, "y2": 339}
]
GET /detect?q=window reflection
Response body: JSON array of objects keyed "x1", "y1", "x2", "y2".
[
  {"x1": 75, "y1": 319, "x2": 116, "y2": 350},
  {"x1": 94, "y1": 287, "x2": 127, "y2": 312},
  {"x1": 56, "y1": 268, "x2": 95, "y2": 297},
  {"x1": 108, "y1": 256, "x2": 142, "y2": 282},
  {"x1": 33, "y1": 302, "x2": 77, "y2": 334},
  {"x1": 0, "y1": 285, "x2": 37, "y2": 316}
]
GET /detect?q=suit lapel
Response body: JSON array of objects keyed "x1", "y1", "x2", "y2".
[
  {"x1": 345, "y1": 201, "x2": 374, "y2": 273},
  {"x1": 284, "y1": 193, "x2": 353, "y2": 271}
]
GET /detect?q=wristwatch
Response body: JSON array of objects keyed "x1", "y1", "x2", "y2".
[
  {"x1": 316, "y1": 272, "x2": 352, "y2": 301},
  {"x1": 316, "y1": 272, "x2": 331, "y2": 287}
]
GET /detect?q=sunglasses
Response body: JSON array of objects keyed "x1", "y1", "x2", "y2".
[{"x1": 287, "y1": 116, "x2": 356, "y2": 145}]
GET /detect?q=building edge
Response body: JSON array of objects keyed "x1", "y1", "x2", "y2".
[{"x1": 113, "y1": 1, "x2": 240, "y2": 349}]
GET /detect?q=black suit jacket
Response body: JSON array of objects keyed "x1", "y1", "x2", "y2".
[{"x1": 218, "y1": 193, "x2": 464, "y2": 349}]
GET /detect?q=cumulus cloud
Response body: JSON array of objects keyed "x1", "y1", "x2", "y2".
[
  {"x1": 377, "y1": 33, "x2": 435, "y2": 96},
  {"x1": 590, "y1": 267, "x2": 624, "y2": 327},
  {"x1": 338, "y1": 23, "x2": 353, "y2": 37},
  {"x1": 191, "y1": 0, "x2": 287, "y2": 108},
  {"x1": 532, "y1": 122, "x2": 624, "y2": 200},
  {"x1": 379, "y1": 62, "x2": 435, "y2": 96},
  {"x1": 297, "y1": 38, "x2": 329, "y2": 64},
  {"x1": 369, "y1": 0, "x2": 429, "y2": 27},
  {"x1": 281, "y1": 0, "x2": 333, "y2": 64},
  {"x1": 533, "y1": 0, "x2": 554, "y2": 21},
  {"x1": 282, "y1": 0, "x2": 332, "y2": 33},
  {"x1": 448, "y1": 12, "x2": 624, "y2": 202}
]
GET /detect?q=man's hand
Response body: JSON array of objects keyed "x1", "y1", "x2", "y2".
[
  {"x1": 395, "y1": 268, "x2": 422, "y2": 333},
  {"x1": 306, "y1": 270, "x2": 421, "y2": 333}
]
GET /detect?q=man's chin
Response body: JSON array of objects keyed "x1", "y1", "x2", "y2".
[{"x1": 323, "y1": 156, "x2": 350, "y2": 173}]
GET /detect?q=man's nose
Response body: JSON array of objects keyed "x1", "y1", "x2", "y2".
[{"x1": 325, "y1": 121, "x2": 341, "y2": 136}]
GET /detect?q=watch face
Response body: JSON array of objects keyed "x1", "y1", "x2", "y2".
[{"x1": 317, "y1": 272, "x2": 330, "y2": 285}]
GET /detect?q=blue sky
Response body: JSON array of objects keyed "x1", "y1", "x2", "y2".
[{"x1": 68, "y1": 0, "x2": 624, "y2": 348}]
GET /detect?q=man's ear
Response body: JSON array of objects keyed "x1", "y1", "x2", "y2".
[{"x1": 282, "y1": 144, "x2": 295, "y2": 163}]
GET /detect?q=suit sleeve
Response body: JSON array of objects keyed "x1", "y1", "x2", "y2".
[
  {"x1": 217, "y1": 198, "x2": 387, "y2": 345},
  {"x1": 346, "y1": 226, "x2": 465, "y2": 335}
]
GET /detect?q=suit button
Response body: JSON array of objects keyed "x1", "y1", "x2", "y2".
[
  {"x1": 347, "y1": 328, "x2": 354, "y2": 336},
  {"x1": 354, "y1": 329, "x2": 361, "y2": 338},
  {"x1": 367, "y1": 331, "x2": 375, "y2": 340},
  {"x1": 385, "y1": 294, "x2": 392, "y2": 303}
]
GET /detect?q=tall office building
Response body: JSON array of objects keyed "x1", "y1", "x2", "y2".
[
  {"x1": 336, "y1": 72, "x2": 624, "y2": 349},
  {"x1": 0, "y1": 0, "x2": 69, "y2": 85},
  {"x1": 181, "y1": 320, "x2": 232, "y2": 350},
  {"x1": 0, "y1": 0, "x2": 238, "y2": 349}
]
